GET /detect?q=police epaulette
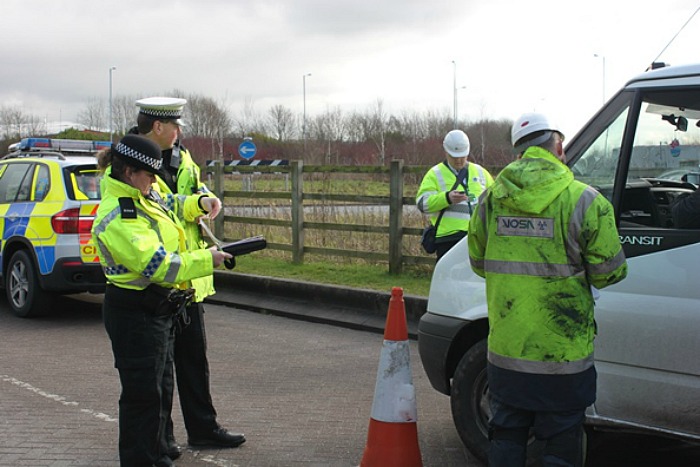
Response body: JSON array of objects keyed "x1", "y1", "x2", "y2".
[{"x1": 118, "y1": 197, "x2": 137, "y2": 219}]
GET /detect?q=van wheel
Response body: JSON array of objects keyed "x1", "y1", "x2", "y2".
[
  {"x1": 451, "y1": 339, "x2": 544, "y2": 465},
  {"x1": 5, "y1": 250, "x2": 50, "y2": 318},
  {"x1": 450, "y1": 339, "x2": 491, "y2": 463}
]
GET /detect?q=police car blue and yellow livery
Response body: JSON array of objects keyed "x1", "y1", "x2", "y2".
[{"x1": 0, "y1": 138, "x2": 108, "y2": 317}]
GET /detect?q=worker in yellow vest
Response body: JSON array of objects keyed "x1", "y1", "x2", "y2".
[{"x1": 416, "y1": 129, "x2": 493, "y2": 258}]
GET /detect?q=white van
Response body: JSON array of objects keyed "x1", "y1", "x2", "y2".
[{"x1": 418, "y1": 62, "x2": 700, "y2": 462}]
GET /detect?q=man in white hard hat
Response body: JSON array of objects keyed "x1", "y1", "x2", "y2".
[
  {"x1": 416, "y1": 129, "x2": 494, "y2": 259},
  {"x1": 468, "y1": 112, "x2": 627, "y2": 466},
  {"x1": 130, "y1": 97, "x2": 246, "y2": 459}
]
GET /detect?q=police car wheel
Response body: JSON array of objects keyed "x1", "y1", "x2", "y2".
[{"x1": 5, "y1": 250, "x2": 49, "y2": 318}]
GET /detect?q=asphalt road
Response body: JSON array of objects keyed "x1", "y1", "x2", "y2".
[
  {"x1": 0, "y1": 293, "x2": 471, "y2": 467},
  {"x1": 0, "y1": 292, "x2": 698, "y2": 466}
]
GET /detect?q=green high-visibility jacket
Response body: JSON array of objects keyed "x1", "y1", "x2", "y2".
[
  {"x1": 92, "y1": 174, "x2": 213, "y2": 291},
  {"x1": 155, "y1": 146, "x2": 217, "y2": 302},
  {"x1": 416, "y1": 161, "x2": 493, "y2": 239},
  {"x1": 468, "y1": 146, "x2": 627, "y2": 375}
]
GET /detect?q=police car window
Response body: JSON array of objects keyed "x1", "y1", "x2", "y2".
[
  {"x1": 73, "y1": 168, "x2": 101, "y2": 200},
  {"x1": 34, "y1": 164, "x2": 50, "y2": 201},
  {"x1": 0, "y1": 163, "x2": 32, "y2": 203}
]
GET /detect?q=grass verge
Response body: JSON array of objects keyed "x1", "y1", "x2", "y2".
[{"x1": 232, "y1": 254, "x2": 433, "y2": 297}]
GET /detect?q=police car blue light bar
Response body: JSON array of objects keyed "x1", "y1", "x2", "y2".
[{"x1": 18, "y1": 138, "x2": 112, "y2": 152}]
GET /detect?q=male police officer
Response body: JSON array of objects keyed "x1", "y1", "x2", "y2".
[
  {"x1": 132, "y1": 97, "x2": 245, "y2": 457},
  {"x1": 416, "y1": 129, "x2": 493, "y2": 259},
  {"x1": 468, "y1": 113, "x2": 627, "y2": 466}
]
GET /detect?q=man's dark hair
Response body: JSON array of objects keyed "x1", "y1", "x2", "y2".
[{"x1": 136, "y1": 113, "x2": 158, "y2": 134}]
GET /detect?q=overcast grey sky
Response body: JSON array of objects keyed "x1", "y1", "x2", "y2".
[{"x1": 2, "y1": 0, "x2": 700, "y2": 137}]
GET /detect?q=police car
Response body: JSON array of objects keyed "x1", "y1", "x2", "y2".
[
  {"x1": 419, "y1": 62, "x2": 700, "y2": 462},
  {"x1": 0, "y1": 138, "x2": 108, "y2": 317}
]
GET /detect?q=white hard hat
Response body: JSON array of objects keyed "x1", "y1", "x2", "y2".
[
  {"x1": 511, "y1": 112, "x2": 563, "y2": 152},
  {"x1": 443, "y1": 130, "x2": 470, "y2": 158}
]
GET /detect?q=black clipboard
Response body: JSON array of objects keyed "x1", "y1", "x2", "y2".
[{"x1": 221, "y1": 236, "x2": 267, "y2": 256}]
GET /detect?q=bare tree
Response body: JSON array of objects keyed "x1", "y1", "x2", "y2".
[
  {"x1": 67, "y1": 90, "x2": 513, "y2": 169},
  {"x1": 312, "y1": 106, "x2": 346, "y2": 164},
  {"x1": 343, "y1": 99, "x2": 388, "y2": 164},
  {"x1": 466, "y1": 118, "x2": 513, "y2": 168},
  {"x1": 0, "y1": 106, "x2": 40, "y2": 139},
  {"x1": 77, "y1": 98, "x2": 106, "y2": 131},
  {"x1": 232, "y1": 97, "x2": 264, "y2": 138},
  {"x1": 369, "y1": 99, "x2": 387, "y2": 165},
  {"x1": 267, "y1": 104, "x2": 296, "y2": 142},
  {"x1": 113, "y1": 94, "x2": 141, "y2": 136},
  {"x1": 177, "y1": 93, "x2": 232, "y2": 160},
  {"x1": 23, "y1": 114, "x2": 47, "y2": 137}
]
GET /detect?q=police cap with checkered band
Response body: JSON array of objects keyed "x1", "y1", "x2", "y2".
[
  {"x1": 135, "y1": 97, "x2": 187, "y2": 126},
  {"x1": 113, "y1": 135, "x2": 163, "y2": 174}
]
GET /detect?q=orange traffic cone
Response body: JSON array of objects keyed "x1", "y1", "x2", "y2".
[{"x1": 360, "y1": 287, "x2": 422, "y2": 467}]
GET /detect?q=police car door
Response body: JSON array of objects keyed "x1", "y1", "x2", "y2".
[{"x1": 568, "y1": 83, "x2": 700, "y2": 437}]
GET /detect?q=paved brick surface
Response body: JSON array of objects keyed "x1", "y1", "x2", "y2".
[
  {"x1": 3, "y1": 292, "x2": 698, "y2": 466},
  {"x1": 0, "y1": 293, "x2": 475, "y2": 467}
]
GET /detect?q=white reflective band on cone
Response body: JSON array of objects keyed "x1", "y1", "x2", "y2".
[{"x1": 369, "y1": 340, "x2": 417, "y2": 423}]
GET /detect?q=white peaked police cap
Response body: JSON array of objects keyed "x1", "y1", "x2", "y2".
[{"x1": 135, "y1": 97, "x2": 187, "y2": 126}]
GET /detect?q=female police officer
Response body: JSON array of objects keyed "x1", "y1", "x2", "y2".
[{"x1": 92, "y1": 135, "x2": 231, "y2": 467}]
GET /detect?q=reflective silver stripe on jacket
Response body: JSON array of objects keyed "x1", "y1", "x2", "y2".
[
  {"x1": 442, "y1": 203, "x2": 472, "y2": 221},
  {"x1": 416, "y1": 165, "x2": 449, "y2": 212},
  {"x1": 416, "y1": 190, "x2": 438, "y2": 213},
  {"x1": 474, "y1": 165, "x2": 487, "y2": 186},
  {"x1": 162, "y1": 254, "x2": 182, "y2": 283},
  {"x1": 481, "y1": 184, "x2": 600, "y2": 278},
  {"x1": 587, "y1": 249, "x2": 627, "y2": 276},
  {"x1": 93, "y1": 207, "x2": 124, "y2": 273},
  {"x1": 488, "y1": 349, "x2": 594, "y2": 375},
  {"x1": 565, "y1": 186, "x2": 597, "y2": 267},
  {"x1": 484, "y1": 259, "x2": 584, "y2": 277}
]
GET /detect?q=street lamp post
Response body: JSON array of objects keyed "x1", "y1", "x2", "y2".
[
  {"x1": 109, "y1": 66, "x2": 116, "y2": 143},
  {"x1": 303, "y1": 72, "x2": 312, "y2": 153},
  {"x1": 594, "y1": 54, "x2": 606, "y2": 104},
  {"x1": 452, "y1": 61, "x2": 457, "y2": 128}
]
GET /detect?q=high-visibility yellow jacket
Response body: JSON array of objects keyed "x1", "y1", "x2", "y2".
[
  {"x1": 154, "y1": 146, "x2": 217, "y2": 302},
  {"x1": 416, "y1": 161, "x2": 493, "y2": 240},
  {"x1": 468, "y1": 146, "x2": 627, "y2": 376},
  {"x1": 92, "y1": 173, "x2": 213, "y2": 291}
]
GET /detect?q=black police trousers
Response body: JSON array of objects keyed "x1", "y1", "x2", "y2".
[
  {"x1": 103, "y1": 285, "x2": 176, "y2": 467},
  {"x1": 167, "y1": 302, "x2": 219, "y2": 439}
]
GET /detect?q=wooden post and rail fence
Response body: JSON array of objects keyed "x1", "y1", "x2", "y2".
[{"x1": 206, "y1": 159, "x2": 437, "y2": 274}]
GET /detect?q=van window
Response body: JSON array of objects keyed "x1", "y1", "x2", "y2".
[
  {"x1": 628, "y1": 90, "x2": 700, "y2": 184},
  {"x1": 622, "y1": 89, "x2": 700, "y2": 228},
  {"x1": 572, "y1": 88, "x2": 700, "y2": 230},
  {"x1": 571, "y1": 107, "x2": 629, "y2": 201}
]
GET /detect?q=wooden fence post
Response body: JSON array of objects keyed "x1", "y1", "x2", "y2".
[
  {"x1": 291, "y1": 160, "x2": 304, "y2": 264},
  {"x1": 213, "y1": 160, "x2": 225, "y2": 239},
  {"x1": 389, "y1": 160, "x2": 404, "y2": 274}
]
